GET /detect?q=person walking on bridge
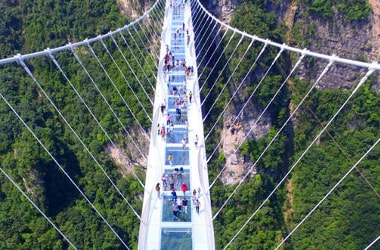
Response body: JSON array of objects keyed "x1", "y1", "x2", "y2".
[
  {"x1": 181, "y1": 182, "x2": 188, "y2": 197},
  {"x1": 194, "y1": 199, "x2": 200, "y2": 214},
  {"x1": 155, "y1": 183, "x2": 161, "y2": 198}
]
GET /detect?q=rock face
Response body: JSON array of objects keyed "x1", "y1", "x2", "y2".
[
  {"x1": 206, "y1": 0, "x2": 380, "y2": 185},
  {"x1": 118, "y1": 0, "x2": 142, "y2": 19},
  {"x1": 207, "y1": 0, "x2": 237, "y2": 24},
  {"x1": 220, "y1": 112, "x2": 270, "y2": 185},
  {"x1": 280, "y1": 1, "x2": 380, "y2": 89}
]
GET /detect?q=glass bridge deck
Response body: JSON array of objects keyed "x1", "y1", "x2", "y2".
[{"x1": 139, "y1": 0, "x2": 214, "y2": 249}]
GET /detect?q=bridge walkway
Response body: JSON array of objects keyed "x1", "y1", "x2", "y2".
[{"x1": 138, "y1": 0, "x2": 215, "y2": 249}]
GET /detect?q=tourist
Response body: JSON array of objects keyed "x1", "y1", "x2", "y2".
[
  {"x1": 181, "y1": 182, "x2": 188, "y2": 197},
  {"x1": 194, "y1": 199, "x2": 200, "y2": 214},
  {"x1": 161, "y1": 173, "x2": 167, "y2": 190},
  {"x1": 182, "y1": 198, "x2": 188, "y2": 214},
  {"x1": 155, "y1": 183, "x2": 161, "y2": 198},
  {"x1": 194, "y1": 134, "x2": 199, "y2": 147}
]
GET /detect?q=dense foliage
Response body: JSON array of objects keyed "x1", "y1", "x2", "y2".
[
  {"x1": 301, "y1": 0, "x2": 371, "y2": 21},
  {"x1": 0, "y1": 0, "x2": 379, "y2": 249},
  {"x1": 0, "y1": 0, "x2": 160, "y2": 249},
  {"x1": 197, "y1": 0, "x2": 379, "y2": 249}
]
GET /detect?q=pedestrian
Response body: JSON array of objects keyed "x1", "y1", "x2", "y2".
[
  {"x1": 177, "y1": 197, "x2": 182, "y2": 213},
  {"x1": 161, "y1": 100, "x2": 166, "y2": 114},
  {"x1": 194, "y1": 134, "x2": 199, "y2": 147},
  {"x1": 169, "y1": 122, "x2": 174, "y2": 134},
  {"x1": 157, "y1": 123, "x2": 160, "y2": 135},
  {"x1": 177, "y1": 107, "x2": 181, "y2": 120},
  {"x1": 161, "y1": 125, "x2": 166, "y2": 138},
  {"x1": 162, "y1": 173, "x2": 167, "y2": 190},
  {"x1": 172, "y1": 202, "x2": 179, "y2": 218},
  {"x1": 177, "y1": 172, "x2": 182, "y2": 189},
  {"x1": 192, "y1": 189, "x2": 197, "y2": 204},
  {"x1": 167, "y1": 113, "x2": 171, "y2": 125},
  {"x1": 181, "y1": 182, "x2": 188, "y2": 197},
  {"x1": 171, "y1": 189, "x2": 177, "y2": 202},
  {"x1": 182, "y1": 198, "x2": 188, "y2": 214},
  {"x1": 155, "y1": 183, "x2": 161, "y2": 198},
  {"x1": 169, "y1": 175, "x2": 175, "y2": 190},
  {"x1": 194, "y1": 199, "x2": 200, "y2": 214},
  {"x1": 172, "y1": 86, "x2": 178, "y2": 95},
  {"x1": 173, "y1": 167, "x2": 178, "y2": 179},
  {"x1": 168, "y1": 153, "x2": 174, "y2": 166},
  {"x1": 182, "y1": 137, "x2": 186, "y2": 149},
  {"x1": 189, "y1": 91, "x2": 192, "y2": 103}
]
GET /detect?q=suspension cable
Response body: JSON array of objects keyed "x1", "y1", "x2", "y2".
[
  {"x1": 110, "y1": 33, "x2": 153, "y2": 105},
  {"x1": 0, "y1": 0, "x2": 164, "y2": 65},
  {"x1": 275, "y1": 136, "x2": 380, "y2": 249},
  {"x1": 197, "y1": 25, "x2": 223, "y2": 70},
  {"x1": 138, "y1": 20, "x2": 159, "y2": 60},
  {"x1": 190, "y1": 1, "x2": 203, "y2": 28},
  {"x1": 201, "y1": 34, "x2": 244, "y2": 107},
  {"x1": 49, "y1": 50, "x2": 146, "y2": 188},
  {"x1": 203, "y1": 38, "x2": 254, "y2": 129},
  {"x1": 199, "y1": 29, "x2": 231, "y2": 82},
  {"x1": 364, "y1": 235, "x2": 380, "y2": 250},
  {"x1": 195, "y1": 21, "x2": 219, "y2": 64},
  {"x1": 194, "y1": 14, "x2": 214, "y2": 50},
  {"x1": 19, "y1": 55, "x2": 142, "y2": 220},
  {"x1": 206, "y1": 43, "x2": 268, "y2": 169},
  {"x1": 194, "y1": 15, "x2": 211, "y2": 50},
  {"x1": 126, "y1": 28, "x2": 157, "y2": 77},
  {"x1": 69, "y1": 45, "x2": 149, "y2": 162},
  {"x1": 213, "y1": 51, "x2": 307, "y2": 220},
  {"x1": 193, "y1": 0, "x2": 380, "y2": 70},
  {"x1": 0, "y1": 163, "x2": 77, "y2": 249},
  {"x1": 136, "y1": 22, "x2": 160, "y2": 62},
  {"x1": 118, "y1": 30, "x2": 156, "y2": 91},
  {"x1": 142, "y1": 16, "x2": 161, "y2": 60},
  {"x1": 199, "y1": 31, "x2": 236, "y2": 97},
  {"x1": 209, "y1": 45, "x2": 285, "y2": 186},
  {"x1": 86, "y1": 41, "x2": 150, "y2": 139},
  {"x1": 132, "y1": 25, "x2": 158, "y2": 70},
  {"x1": 100, "y1": 38, "x2": 152, "y2": 122},
  {"x1": 222, "y1": 68, "x2": 375, "y2": 249},
  {"x1": 0, "y1": 79, "x2": 132, "y2": 249}
]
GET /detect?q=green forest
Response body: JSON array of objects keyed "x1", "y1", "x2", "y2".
[
  {"x1": 196, "y1": 0, "x2": 380, "y2": 249},
  {"x1": 0, "y1": 0, "x2": 379, "y2": 249},
  {"x1": 0, "y1": 0, "x2": 161, "y2": 249}
]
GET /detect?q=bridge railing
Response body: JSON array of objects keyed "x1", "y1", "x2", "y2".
[
  {"x1": 0, "y1": 0, "x2": 165, "y2": 65},
  {"x1": 190, "y1": 0, "x2": 380, "y2": 71}
]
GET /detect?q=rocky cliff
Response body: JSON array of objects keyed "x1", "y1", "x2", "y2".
[{"x1": 205, "y1": 0, "x2": 380, "y2": 185}]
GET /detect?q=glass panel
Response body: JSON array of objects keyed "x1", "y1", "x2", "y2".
[
  {"x1": 163, "y1": 168, "x2": 190, "y2": 191},
  {"x1": 161, "y1": 228, "x2": 192, "y2": 250},
  {"x1": 165, "y1": 147, "x2": 189, "y2": 166},
  {"x1": 162, "y1": 195, "x2": 192, "y2": 222}
]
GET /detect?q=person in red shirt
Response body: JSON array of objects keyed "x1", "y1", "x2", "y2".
[{"x1": 181, "y1": 182, "x2": 188, "y2": 197}]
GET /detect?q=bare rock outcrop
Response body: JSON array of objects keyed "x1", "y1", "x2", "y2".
[{"x1": 220, "y1": 114, "x2": 270, "y2": 185}]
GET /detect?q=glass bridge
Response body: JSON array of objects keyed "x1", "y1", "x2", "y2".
[{"x1": 138, "y1": 0, "x2": 215, "y2": 249}]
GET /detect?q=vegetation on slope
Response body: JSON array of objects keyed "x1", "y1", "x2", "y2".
[
  {"x1": 0, "y1": 0, "x2": 157, "y2": 249},
  {"x1": 301, "y1": 0, "x2": 371, "y2": 21},
  {"x1": 198, "y1": 0, "x2": 380, "y2": 249}
]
